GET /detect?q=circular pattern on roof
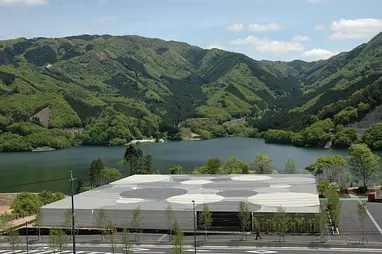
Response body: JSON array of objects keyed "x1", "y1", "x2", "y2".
[
  {"x1": 254, "y1": 187, "x2": 290, "y2": 193},
  {"x1": 116, "y1": 198, "x2": 144, "y2": 204},
  {"x1": 217, "y1": 190, "x2": 258, "y2": 197},
  {"x1": 231, "y1": 175, "x2": 272, "y2": 181},
  {"x1": 212, "y1": 177, "x2": 232, "y2": 182},
  {"x1": 264, "y1": 177, "x2": 315, "y2": 184},
  {"x1": 112, "y1": 175, "x2": 170, "y2": 184},
  {"x1": 270, "y1": 184, "x2": 291, "y2": 188},
  {"x1": 167, "y1": 194, "x2": 224, "y2": 205},
  {"x1": 181, "y1": 179, "x2": 212, "y2": 185},
  {"x1": 247, "y1": 192, "x2": 318, "y2": 207},
  {"x1": 120, "y1": 188, "x2": 187, "y2": 200}
]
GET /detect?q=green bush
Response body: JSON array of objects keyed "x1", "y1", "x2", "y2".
[{"x1": 110, "y1": 138, "x2": 127, "y2": 146}]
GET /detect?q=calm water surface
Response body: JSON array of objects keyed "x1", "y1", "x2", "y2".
[{"x1": 0, "y1": 138, "x2": 378, "y2": 193}]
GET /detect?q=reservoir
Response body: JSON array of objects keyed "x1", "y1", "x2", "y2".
[{"x1": 0, "y1": 137, "x2": 378, "y2": 193}]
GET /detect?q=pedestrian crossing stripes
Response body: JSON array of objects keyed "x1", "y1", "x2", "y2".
[{"x1": 0, "y1": 250, "x2": 113, "y2": 254}]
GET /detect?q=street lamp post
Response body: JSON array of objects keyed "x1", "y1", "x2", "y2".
[{"x1": 192, "y1": 200, "x2": 196, "y2": 254}]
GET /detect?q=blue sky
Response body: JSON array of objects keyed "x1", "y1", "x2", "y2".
[{"x1": 1, "y1": 0, "x2": 381, "y2": 61}]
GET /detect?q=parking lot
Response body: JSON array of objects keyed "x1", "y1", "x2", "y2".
[{"x1": 338, "y1": 200, "x2": 382, "y2": 242}]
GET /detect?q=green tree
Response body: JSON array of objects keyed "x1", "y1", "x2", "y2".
[
  {"x1": 165, "y1": 204, "x2": 175, "y2": 240},
  {"x1": 38, "y1": 190, "x2": 56, "y2": 205},
  {"x1": 120, "y1": 228, "x2": 132, "y2": 254},
  {"x1": 253, "y1": 154, "x2": 273, "y2": 174},
  {"x1": 7, "y1": 227, "x2": 22, "y2": 254},
  {"x1": 123, "y1": 144, "x2": 143, "y2": 175},
  {"x1": 317, "y1": 180, "x2": 329, "y2": 197},
  {"x1": 358, "y1": 201, "x2": 368, "y2": 244},
  {"x1": 100, "y1": 168, "x2": 122, "y2": 184},
  {"x1": 134, "y1": 154, "x2": 153, "y2": 174},
  {"x1": 172, "y1": 222, "x2": 184, "y2": 254},
  {"x1": 199, "y1": 204, "x2": 212, "y2": 241},
  {"x1": 54, "y1": 192, "x2": 65, "y2": 201},
  {"x1": 285, "y1": 159, "x2": 298, "y2": 174},
  {"x1": 332, "y1": 128, "x2": 358, "y2": 148},
  {"x1": 206, "y1": 157, "x2": 221, "y2": 174},
  {"x1": 274, "y1": 206, "x2": 288, "y2": 242},
  {"x1": 75, "y1": 177, "x2": 83, "y2": 194},
  {"x1": 327, "y1": 186, "x2": 341, "y2": 231},
  {"x1": 0, "y1": 217, "x2": 10, "y2": 238},
  {"x1": 362, "y1": 122, "x2": 382, "y2": 149},
  {"x1": 222, "y1": 157, "x2": 251, "y2": 174},
  {"x1": 131, "y1": 206, "x2": 143, "y2": 242},
  {"x1": 89, "y1": 157, "x2": 104, "y2": 186},
  {"x1": 83, "y1": 185, "x2": 96, "y2": 191},
  {"x1": 318, "y1": 209, "x2": 327, "y2": 242},
  {"x1": 64, "y1": 209, "x2": 75, "y2": 240},
  {"x1": 36, "y1": 208, "x2": 44, "y2": 240},
  {"x1": 348, "y1": 143, "x2": 380, "y2": 187},
  {"x1": 95, "y1": 208, "x2": 107, "y2": 240},
  {"x1": 49, "y1": 228, "x2": 68, "y2": 254},
  {"x1": 238, "y1": 202, "x2": 251, "y2": 240},
  {"x1": 305, "y1": 155, "x2": 347, "y2": 183},
  {"x1": 168, "y1": 165, "x2": 183, "y2": 174},
  {"x1": 11, "y1": 192, "x2": 43, "y2": 217},
  {"x1": 105, "y1": 221, "x2": 118, "y2": 254}
]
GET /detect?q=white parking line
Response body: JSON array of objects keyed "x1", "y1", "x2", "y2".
[
  {"x1": 356, "y1": 199, "x2": 382, "y2": 235},
  {"x1": 367, "y1": 209, "x2": 382, "y2": 235},
  {"x1": 157, "y1": 234, "x2": 167, "y2": 242}
]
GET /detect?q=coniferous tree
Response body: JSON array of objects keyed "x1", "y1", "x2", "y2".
[{"x1": 89, "y1": 157, "x2": 104, "y2": 186}]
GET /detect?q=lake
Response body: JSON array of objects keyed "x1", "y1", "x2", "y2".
[{"x1": 0, "y1": 137, "x2": 379, "y2": 193}]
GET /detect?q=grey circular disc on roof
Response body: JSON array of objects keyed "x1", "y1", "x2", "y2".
[
  {"x1": 120, "y1": 188, "x2": 188, "y2": 200},
  {"x1": 217, "y1": 190, "x2": 258, "y2": 197}
]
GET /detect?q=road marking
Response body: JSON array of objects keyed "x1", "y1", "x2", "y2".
[
  {"x1": 184, "y1": 249, "x2": 210, "y2": 252},
  {"x1": 133, "y1": 248, "x2": 150, "y2": 251},
  {"x1": 367, "y1": 209, "x2": 382, "y2": 235},
  {"x1": 137, "y1": 252, "x2": 164, "y2": 254},
  {"x1": 355, "y1": 198, "x2": 382, "y2": 235},
  {"x1": 157, "y1": 234, "x2": 167, "y2": 242},
  {"x1": 247, "y1": 251, "x2": 278, "y2": 253}
]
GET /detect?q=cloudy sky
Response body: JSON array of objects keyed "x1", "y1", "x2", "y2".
[{"x1": 1, "y1": 0, "x2": 381, "y2": 61}]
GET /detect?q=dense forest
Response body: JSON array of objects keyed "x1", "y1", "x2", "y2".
[{"x1": 0, "y1": 32, "x2": 382, "y2": 152}]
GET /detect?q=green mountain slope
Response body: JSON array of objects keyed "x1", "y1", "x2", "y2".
[
  {"x1": 0, "y1": 32, "x2": 381, "y2": 151},
  {"x1": 251, "y1": 32, "x2": 382, "y2": 131},
  {"x1": 0, "y1": 34, "x2": 301, "y2": 151}
]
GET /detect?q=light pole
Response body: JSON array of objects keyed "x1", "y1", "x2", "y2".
[{"x1": 192, "y1": 200, "x2": 196, "y2": 254}]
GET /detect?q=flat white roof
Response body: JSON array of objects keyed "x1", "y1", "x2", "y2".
[{"x1": 43, "y1": 174, "x2": 320, "y2": 214}]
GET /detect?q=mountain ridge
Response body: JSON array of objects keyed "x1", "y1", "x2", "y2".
[{"x1": 0, "y1": 32, "x2": 382, "y2": 151}]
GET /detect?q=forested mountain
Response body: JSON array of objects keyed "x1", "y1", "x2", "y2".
[
  {"x1": 250, "y1": 32, "x2": 382, "y2": 132},
  {"x1": 0, "y1": 32, "x2": 381, "y2": 151}
]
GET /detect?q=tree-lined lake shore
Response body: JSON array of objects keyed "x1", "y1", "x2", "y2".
[{"x1": 2, "y1": 137, "x2": 377, "y2": 193}]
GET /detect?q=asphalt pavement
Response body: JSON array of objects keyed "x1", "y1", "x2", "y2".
[
  {"x1": 337, "y1": 200, "x2": 382, "y2": 243},
  {"x1": 2, "y1": 244, "x2": 382, "y2": 254}
]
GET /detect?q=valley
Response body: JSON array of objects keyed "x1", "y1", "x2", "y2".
[{"x1": 0, "y1": 32, "x2": 382, "y2": 152}]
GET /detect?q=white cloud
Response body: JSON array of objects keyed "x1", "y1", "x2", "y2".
[
  {"x1": 208, "y1": 41, "x2": 225, "y2": 50},
  {"x1": 0, "y1": 0, "x2": 47, "y2": 5},
  {"x1": 329, "y1": 18, "x2": 382, "y2": 40},
  {"x1": 301, "y1": 48, "x2": 339, "y2": 61},
  {"x1": 248, "y1": 23, "x2": 284, "y2": 32},
  {"x1": 292, "y1": 35, "x2": 311, "y2": 42},
  {"x1": 6, "y1": 34, "x2": 19, "y2": 39},
  {"x1": 314, "y1": 25, "x2": 325, "y2": 31},
  {"x1": 226, "y1": 24, "x2": 244, "y2": 32},
  {"x1": 98, "y1": 16, "x2": 116, "y2": 22},
  {"x1": 230, "y1": 36, "x2": 304, "y2": 53}
]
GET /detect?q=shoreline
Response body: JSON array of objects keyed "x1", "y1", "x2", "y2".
[{"x1": 0, "y1": 136, "x2": 373, "y2": 153}]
